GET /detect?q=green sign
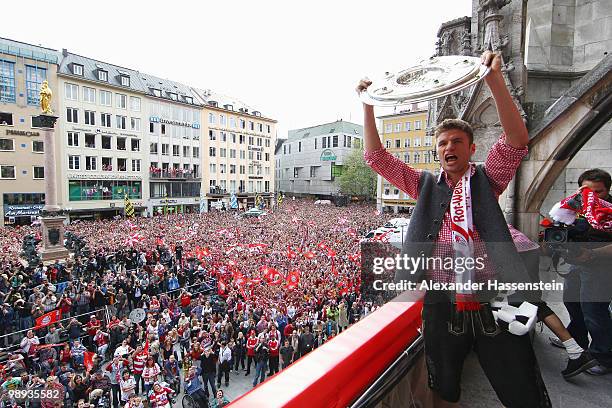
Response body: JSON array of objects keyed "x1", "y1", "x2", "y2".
[{"x1": 320, "y1": 149, "x2": 336, "y2": 161}]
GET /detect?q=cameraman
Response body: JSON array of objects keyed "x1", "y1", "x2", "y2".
[{"x1": 562, "y1": 169, "x2": 612, "y2": 376}]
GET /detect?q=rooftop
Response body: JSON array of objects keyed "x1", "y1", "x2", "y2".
[
  {"x1": 287, "y1": 120, "x2": 363, "y2": 140},
  {"x1": 0, "y1": 37, "x2": 60, "y2": 64}
]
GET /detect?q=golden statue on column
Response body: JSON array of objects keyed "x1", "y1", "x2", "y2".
[{"x1": 39, "y1": 80, "x2": 53, "y2": 114}]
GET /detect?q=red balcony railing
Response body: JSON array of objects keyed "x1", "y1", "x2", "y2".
[{"x1": 228, "y1": 300, "x2": 423, "y2": 408}]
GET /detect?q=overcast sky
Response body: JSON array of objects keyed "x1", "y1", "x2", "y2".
[{"x1": 3, "y1": 0, "x2": 471, "y2": 138}]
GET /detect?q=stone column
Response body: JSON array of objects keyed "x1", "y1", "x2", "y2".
[{"x1": 37, "y1": 114, "x2": 69, "y2": 262}]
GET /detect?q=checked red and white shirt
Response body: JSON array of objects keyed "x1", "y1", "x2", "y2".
[{"x1": 365, "y1": 133, "x2": 536, "y2": 283}]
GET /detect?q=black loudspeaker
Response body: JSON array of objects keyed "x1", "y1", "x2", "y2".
[{"x1": 334, "y1": 196, "x2": 349, "y2": 207}]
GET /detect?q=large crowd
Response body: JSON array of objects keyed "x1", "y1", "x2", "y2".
[{"x1": 0, "y1": 200, "x2": 392, "y2": 408}]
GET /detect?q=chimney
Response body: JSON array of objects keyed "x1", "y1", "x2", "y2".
[
  {"x1": 62, "y1": 48, "x2": 68, "y2": 57},
  {"x1": 411, "y1": 103, "x2": 418, "y2": 111}
]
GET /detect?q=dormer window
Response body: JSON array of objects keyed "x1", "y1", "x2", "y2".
[
  {"x1": 120, "y1": 75, "x2": 130, "y2": 87},
  {"x1": 72, "y1": 64, "x2": 84, "y2": 76},
  {"x1": 224, "y1": 104, "x2": 233, "y2": 111},
  {"x1": 98, "y1": 69, "x2": 108, "y2": 82},
  {"x1": 253, "y1": 111, "x2": 261, "y2": 117},
  {"x1": 184, "y1": 96, "x2": 193, "y2": 104},
  {"x1": 169, "y1": 93, "x2": 178, "y2": 101},
  {"x1": 152, "y1": 88, "x2": 161, "y2": 97},
  {"x1": 208, "y1": 100, "x2": 218, "y2": 107}
]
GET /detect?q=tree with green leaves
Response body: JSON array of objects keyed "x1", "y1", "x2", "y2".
[{"x1": 338, "y1": 147, "x2": 377, "y2": 200}]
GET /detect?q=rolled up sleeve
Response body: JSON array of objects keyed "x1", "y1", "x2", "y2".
[{"x1": 364, "y1": 147, "x2": 421, "y2": 199}]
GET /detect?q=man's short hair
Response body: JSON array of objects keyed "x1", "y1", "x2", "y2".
[
  {"x1": 434, "y1": 119, "x2": 474, "y2": 144},
  {"x1": 578, "y1": 168, "x2": 611, "y2": 191}
]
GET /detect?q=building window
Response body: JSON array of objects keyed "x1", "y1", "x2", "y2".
[
  {"x1": 220, "y1": 132, "x2": 227, "y2": 142},
  {"x1": 161, "y1": 144, "x2": 169, "y2": 155},
  {"x1": 331, "y1": 164, "x2": 343, "y2": 179},
  {"x1": 102, "y1": 157, "x2": 112, "y2": 171},
  {"x1": 385, "y1": 124, "x2": 392, "y2": 134},
  {"x1": 85, "y1": 156, "x2": 97, "y2": 171},
  {"x1": 333, "y1": 135, "x2": 338, "y2": 147},
  {"x1": 100, "y1": 113, "x2": 111, "y2": 127},
  {"x1": 68, "y1": 155, "x2": 80, "y2": 170},
  {"x1": 130, "y1": 96, "x2": 141, "y2": 111},
  {"x1": 150, "y1": 142, "x2": 158, "y2": 154},
  {"x1": 33, "y1": 166, "x2": 44, "y2": 179},
  {"x1": 116, "y1": 93, "x2": 127, "y2": 109},
  {"x1": 424, "y1": 136, "x2": 433, "y2": 146},
  {"x1": 209, "y1": 163, "x2": 216, "y2": 174},
  {"x1": 413, "y1": 137, "x2": 421, "y2": 147},
  {"x1": 120, "y1": 75, "x2": 130, "y2": 87},
  {"x1": 229, "y1": 149, "x2": 236, "y2": 159},
  {"x1": 239, "y1": 119, "x2": 246, "y2": 129},
  {"x1": 249, "y1": 121, "x2": 254, "y2": 131},
  {"x1": 72, "y1": 64, "x2": 84, "y2": 76},
  {"x1": 101, "y1": 136, "x2": 112, "y2": 150},
  {"x1": 395, "y1": 139, "x2": 401, "y2": 148},
  {"x1": 265, "y1": 152, "x2": 270, "y2": 161},
  {"x1": 25, "y1": 66, "x2": 46, "y2": 105},
  {"x1": 98, "y1": 70, "x2": 108, "y2": 82},
  {"x1": 413, "y1": 152, "x2": 420, "y2": 164},
  {"x1": 84, "y1": 110, "x2": 95, "y2": 126},
  {"x1": 404, "y1": 153, "x2": 410, "y2": 163},
  {"x1": 209, "y1": 130, "x2": 216, "y2": 141},
  {"x1": 161, "y1": 124, "x2": 165, "y2": 135},
  {"x1": 415, "y1": 120, "x2": 422, "y2": 130},
  {"x1": 405, "y1": 138, "x2": 411, "y2": 148},
  {"x1": 127, "y1": 138, "x2": 138, "y2": 152},
  {"x1": 67, "y1": 132, "x2": 79, "y2": 147},
  {"x1": 66, "y1": 108, "x2": 78, "y2": 123},
  {"x1": 117, "y1": 158, "x2": 127, "y2": 172},
  {"x1": 182, "y1": 146, "x2": 189, "y2": 157},
  {"x1": 169, "y1": 93, "x2": 178, "y2": 101},
  {"x1": 116, "y1": 137, "x2": 126, "y2": 151},
  {"x1": 68, "y1": 180, "x2": 141, "y2": 201},
  {"x1": 0, "y1": 138, "x2": 14, "y2": 151},
  {"x1": 152, "y1": 88, "x2": 161, "y2": 97},
  {"x1": 0, "y1": 112, "x2": 14, "y2": 125},
  {"x1": 424, "y1": 151, "x2": 432, "y2": 163},
  {"x1": 0, "y1": 165, "x2": 16, "y2": 179},
  {"x1": 229, "y1": 164, "x2": 236, "y2": 174},
  {"x1": 395, "y1": 123, "x2": 402, "y2": 132},
  {"x1": 220, "y1": 115, "x2": 226, "y2": 126},
  {"x1": 209, "y1": 147, "x2": 216, "y2": 157},
  {"x1": 131, "y1": 117, "x2": 140, "y2": 131},
  {"x1": 405, "y1": 122, "x2": 411, "y2": 131},
  {"x1": 65, "y1": 83, "x2": 78, "y2": 100},
  {"x1": 100, "y1": 90, "x2": 112, "y2": 106},
  {"x1": 132, "y1": 159, "x2": 141, "y2": 172},
  {"x1": 240, "y1": 150, "x2": 245, "y2": 159},
  {"x1": 32, "y1": 140, "x2": 44, "y2": 153},
  {"x1": 248, "y1": 150, "x2": 254, "y2": 160},
  {"x1": 116, "y1": 115, "x2": 127, "y2": 130},
  {"x1": 83, "y1": 87, "x2": 96, "y2": 103},
  {"x1": 85, "y1": 133, "x2": 96, "y2": 148},
  {"x1": 385, "y1": 140, "x2": 391, "y2": 149},
  {"x1": 347, "y1": 136, "x2": 352, "y2": 148},
  {"x1": 172, "y1": 145, "x2": 180, "y2": 157},
  {"x1": 0, "y1": 60, "x2": 16, "y2": 103},
  {"x1": 239, "y1": 165, "x2": 245, "y2": 175},
  {"x1": 220, "y1": 148, "x2": 226, "y2": 158}
]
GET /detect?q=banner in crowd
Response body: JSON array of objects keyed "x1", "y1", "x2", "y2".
[{"x1": 35, "y1": 309, "x2": 61, "y2": 328}]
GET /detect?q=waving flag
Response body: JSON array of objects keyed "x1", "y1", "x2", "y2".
[
  {"x1": 125, "y1": 232, "x2": 144, "y2": 247},
  {"x1": 218, "y1": 279, "x2": 227, "y2": 296},
  {"x1": 264, "y1": 268, "x2": 283, "y2": 285},
  {"x1": 83, "y1": 351, "x2": 96, "y2": 372},
  {"x1": 126, "y1": 220, "x2": 138, "y2": 230},
  {"x1": 124, "y1": 193, "x2": 135, "y2": 217},
  {"x1": 286, "y1": 270, "x2": 300, "y2": 290},
  {"x1": 304, "y1": 251, "x2": 315, "y2": 260},
  {"x1": 35, "y1": 309, "x2": 61, "y2": 328},
  {"x1": 317, "y1": 242, "x2": 328, "y2": 250},
  {"x1": 286, "y1": 248, "x2": 297, "y2": 259}
]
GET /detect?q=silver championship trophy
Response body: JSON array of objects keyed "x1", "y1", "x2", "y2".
[
  {"x1": 359, "y1": 56, "x2": 490, "y2": 106},
  {"x1": 129, "y1": 308, "x2": 146, "y2": 324}
]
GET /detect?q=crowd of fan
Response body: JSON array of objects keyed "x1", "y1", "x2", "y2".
[{"x1": 0, "y1": 200, "x2": 391, "y2": 408}]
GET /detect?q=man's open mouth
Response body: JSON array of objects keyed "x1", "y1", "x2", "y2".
[{"x1": 445, "y1": 154, "x2": 458, "y2": 163}]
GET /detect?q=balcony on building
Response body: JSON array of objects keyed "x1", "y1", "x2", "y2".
[{"x1": 149, "y1": 167, "x2": 201, "y2": 180}]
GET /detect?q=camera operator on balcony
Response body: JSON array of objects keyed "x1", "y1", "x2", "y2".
[{"x1": 550, "y1": 169, "x2": 612, "y2": 376}]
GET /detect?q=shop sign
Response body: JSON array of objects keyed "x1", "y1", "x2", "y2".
[
  {"x1": 320, "y1": 149, "x2": 336, "y2": 161},
  {"x1": 3, "y1": 204, "x2": 44, "y2": 217},
  {"x1": 6, "y1": 129, "x2": 40, "y2": 137},
  {"x1": 68, "y1": 174, "x2": 142, "y2": 180},
  {"x1": 149, "y1": 116, "x2": 200, "y2": 129}
]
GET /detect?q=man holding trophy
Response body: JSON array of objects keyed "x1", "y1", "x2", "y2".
[{"x1": 358, "y1": 51, "x2": 551, "y2": 407}]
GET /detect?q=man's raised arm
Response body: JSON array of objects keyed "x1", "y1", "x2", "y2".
[{"x1": 483, "y1": 51, "x2": 529, "y2": 149}]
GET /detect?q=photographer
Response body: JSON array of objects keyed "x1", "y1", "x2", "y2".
[{"x1": 560, "y1": 169, "x2": 612, "y2": 376}]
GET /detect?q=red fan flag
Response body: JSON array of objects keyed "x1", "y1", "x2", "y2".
[
  {"x1": 348, "y1": 252, "x2": 361, "y2": 264},
  {"x1": 227, "y1": 259, "x2": 237, "y2": 267},
  {"x1": 331, "y1": 257, "x2": 337, "y2": 275},
  {"x1": 286, "y1": 248, "x2": 297, "y2": 259},
  {"x1": 291, "y1": 216, "x2": 300, "y2": 224},
  {"x1": 155, "y1": 237, "x2": 165, "y2": 247},
  {"x1": 265, "y1": 268, "x2": 283, "y2": 285},
  {"x1": 317, "y1": 242, "x2": 328, "y2": 250},
  {"x1": 286, "y1": 270, "x2": 300, "y2": 289},
  {"x1": 250, "y1": 278, "x2": 262, "y2": 285},
  {"x1": 125, "y1": 232, "x2": 144, "y2": 247},
  {"x1": 234, "y1": 274, "x2": 247, "y2": 288},
  {"x1": 83, "y1": 351, "x2": 96, "y2": 372},
  {"x1": 218, "y1": 279, "x2": 227, "y2": 295},
  {"x1": 35, "y1": 309, "x2": 61, "y2": 328},
  {"x1": 304, "y1": 251, "x2": 315, "y2": 260},
  {"x1": 327, "y1": 248, "x2": 336, "y2": 257}
]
